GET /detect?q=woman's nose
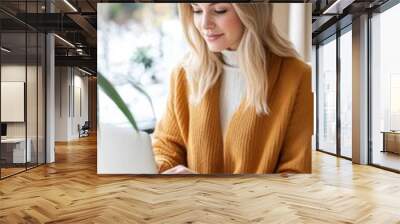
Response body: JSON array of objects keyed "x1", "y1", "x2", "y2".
[{"x1": 201, "y1": 13, "x2": 215, "y2": 30}]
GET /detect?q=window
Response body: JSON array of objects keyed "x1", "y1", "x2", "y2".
[
  {"x1": 340, "y1": 29, "x2": 352, "y2": 158},
  {"x1": 317, "y1": 36, "x2": 337, "y2": 155},
  {"x1": 370, "y1": 2, "x2": 400, "y2": 171}
]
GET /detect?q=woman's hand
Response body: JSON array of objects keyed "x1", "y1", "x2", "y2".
[{"x1": 161, "y1": 165, "x2": 196, "y2": 174}]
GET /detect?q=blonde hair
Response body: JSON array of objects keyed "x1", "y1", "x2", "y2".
[{"x1": 178, "y1": 2, "x2": 299, "y2": 114}]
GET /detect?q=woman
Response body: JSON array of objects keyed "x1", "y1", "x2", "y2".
[{"x1": 152, "y1": 3, "x2": 312, "y2": 174}]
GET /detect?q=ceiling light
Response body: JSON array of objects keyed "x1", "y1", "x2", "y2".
[
  {"x1": 1, "y1": 47, "x2": 11, "y2": 53},
  {"x1": 54, "y1": 34, "x2": 75, "y2": 48},
  {"x1": 78, "y1": 67, "x2": 93, "y2": 76},
  {"x1": 76, "y1": 48, "x2": 85, "y2": 55},
  {"x1": 322, "y1": 0, "x2": 354, "y2": 15},
  {"x1": 63, "y1": 0, "x2": 78, "y2": 12},
  {"x1": 323, "y1": 0, "x2": 341, "y2": 14}
]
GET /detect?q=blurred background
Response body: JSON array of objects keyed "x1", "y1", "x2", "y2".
[
  {"x1": 97, "y1": 3, "x2": 312, "y2": 132},
  {"x1": 98, "y1": 4, "x2": 187, "y2": 131}
]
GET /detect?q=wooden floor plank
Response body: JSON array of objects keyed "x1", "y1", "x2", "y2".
[{"x1": 0, "y1": 134, "x2": 400, "y2": 223}]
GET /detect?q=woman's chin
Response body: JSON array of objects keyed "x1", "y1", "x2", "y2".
[{"x1": 207, "y1": 45, "x2": 229, "y2": 52}]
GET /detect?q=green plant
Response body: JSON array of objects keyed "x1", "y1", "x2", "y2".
[
  {"x1": 98, "y1": 72, "x2": 139, "y2": 131},
  {"x1": 132, "y1": 47, "x2": 154, "y2": 70}
]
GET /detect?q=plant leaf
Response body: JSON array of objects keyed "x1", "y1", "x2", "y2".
[{"x1": 98, "y1": 72, "x2": 139, "y2": 132}]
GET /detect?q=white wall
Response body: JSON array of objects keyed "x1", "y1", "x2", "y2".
[
  {"x1": 75, "y1": 74, "x2": 89, "y2": 121},
  {"x1": 1, "y1": 65, "x2": 26, "y2": 131},
  {"x1": 1, "y1": 65, "x2": 38, "y2": 138},
  {"x1": 1, "y1": 82, "x2": 25, "y2": 122},
  {"x1": 55, "y1": 66, "x2": 69, "y2": 141},
  {"x1": 55, "y1": 67, "x2": 89, "y2": 141},
  {"x1": 1, "y1": 63, "x2": 46, "y2": 164},
  {"x1": 1, "y1": 65, "x2": 26, "y2": 141}
]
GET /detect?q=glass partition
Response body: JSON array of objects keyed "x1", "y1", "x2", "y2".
[
  {"x1": 27, "y1": 31, "x2": 38, "y2": 169},
  {"x1": 1, "y1": 30, "x2": 28, "y2": 177},
  {"x1": 0, "y1": 1, "x2": 46, "y2": 179}
]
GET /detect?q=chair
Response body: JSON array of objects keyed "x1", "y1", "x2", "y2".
[{"x1": 79, "y1": 121, "x2": 90, "y2": 138}]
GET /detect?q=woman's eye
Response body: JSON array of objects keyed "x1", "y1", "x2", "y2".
[
  {"x1": 214, "y1": 9, "x2": 227, "y2": 14},
  {"x1": 193, "y1": 9, "x2": 202, "y2": 14}
]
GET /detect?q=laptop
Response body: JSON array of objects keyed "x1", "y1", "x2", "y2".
[{"x1": 97, "y1": 122, "x2": 158, "y2": 174}]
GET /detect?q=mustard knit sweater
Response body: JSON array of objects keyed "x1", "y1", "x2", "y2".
[{"x1": 152, "y1": 53, "x2": 313, "y2": 174}]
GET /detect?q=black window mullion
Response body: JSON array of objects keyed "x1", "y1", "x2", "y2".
[
  {"x1": 36, "y1": 0, "x2": 39, "y2": 168},
  {"x1": 316, "y1": 44, "x2": 320, "y2": 151},
  {"x1": 25, "y1": 0, "x2": 28, "y2": 171},
  {"x1": 44, "y1": 31, "x2": 47, "y2": 164},
  {"x1": 367, "y1": 10, "x2": 373, "y2": 165},
  {"x1": 336, "y1": 29, "x2": 341, "y2": 157}
]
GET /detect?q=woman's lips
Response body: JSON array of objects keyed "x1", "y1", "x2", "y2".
[{"x1": 205, "y1": 34, "x2": 224, "y2": 41}]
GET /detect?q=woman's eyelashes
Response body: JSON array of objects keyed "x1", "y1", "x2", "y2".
[
  {"x1": 193, "y1": 9, "x2": 202, "y2": 14},
  {"x1": 214, "y1": 9, "x2": 227, "y2": 14},
  {"x1": 192, "y1": 9, "x2": 228, "y2": 15}
]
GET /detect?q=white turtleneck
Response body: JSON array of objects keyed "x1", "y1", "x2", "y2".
[{"x1": 220, "y1": 50, "x2": 246, "y2": 138}]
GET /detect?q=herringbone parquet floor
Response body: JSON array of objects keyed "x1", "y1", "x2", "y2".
[{"x1": 1, "y1": 134, "x2": 400, "y2": 223}]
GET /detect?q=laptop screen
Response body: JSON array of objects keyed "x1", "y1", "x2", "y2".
[{"x1": 1, "y1": 123, "x2": 7, "y2": 137}]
